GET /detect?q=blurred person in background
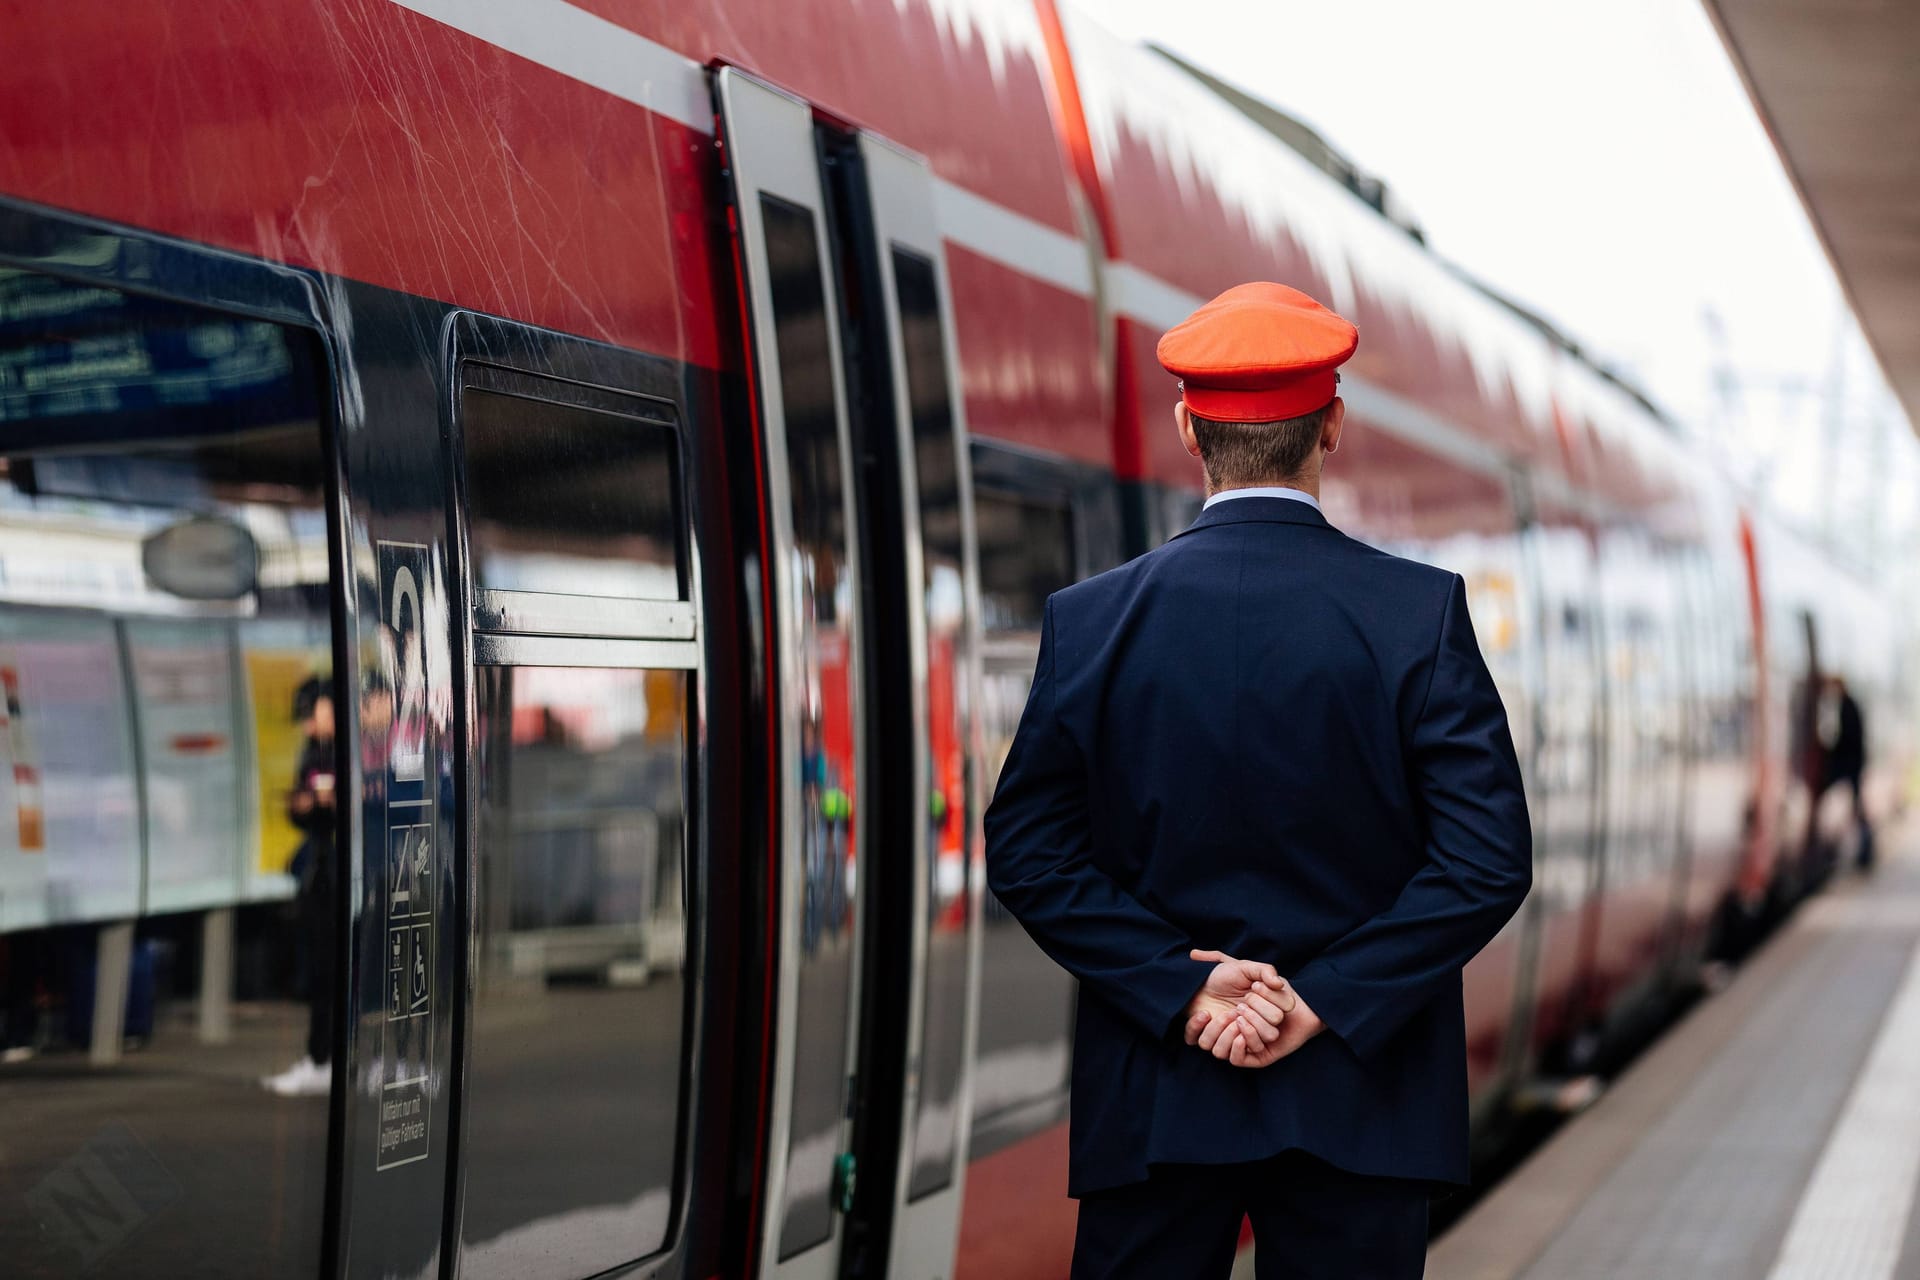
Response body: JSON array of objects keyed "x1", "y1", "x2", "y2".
[
  {"x1": 263, "y1": 675, "x2": 337, "y2": 1097},
  {"x1": 1819, "y1": 674, "x2": 1872, "y2": 870}
]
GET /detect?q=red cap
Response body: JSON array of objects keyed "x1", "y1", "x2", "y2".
[{"x1": 1156, "y1": 282, "x2": 1359, "y2": 422}]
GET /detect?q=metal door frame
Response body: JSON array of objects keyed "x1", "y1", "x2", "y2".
[
  {"x1": 856, "y1": 131, "x2": 985, "y2": 1279},
  {"x1": 717, "y1": 66, "x2": 871, "y2": 1280},
  {"x1": 439, "y1": 315, "x2": 707, "y2": 1280}
]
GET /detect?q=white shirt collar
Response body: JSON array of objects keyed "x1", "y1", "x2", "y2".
[{"x1": 1202, "y1": 485, "x2": 1322, "y2": 512}]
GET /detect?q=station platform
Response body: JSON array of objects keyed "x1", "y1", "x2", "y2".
[{"x1": 1428, "y1": 829, "x2": 1920, "y2": 1280}]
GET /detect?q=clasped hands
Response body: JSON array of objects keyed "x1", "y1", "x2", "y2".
[{"x1": 1181, "y1": 948, "x2": 1324, "y2": 1068}]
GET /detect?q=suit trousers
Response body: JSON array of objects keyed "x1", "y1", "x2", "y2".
[{"x1": 1070, "y1": 1151, "x2": 1429, "y2": 1280}]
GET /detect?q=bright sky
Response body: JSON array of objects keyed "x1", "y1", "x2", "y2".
[{"x1": 1079, "y1": 0, "x2": 1916, "y2": 558}]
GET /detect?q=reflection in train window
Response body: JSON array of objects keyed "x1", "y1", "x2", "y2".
[
  {"x1": 975, "y1": 492, "x2": 1074, "y2": 637},
  {"x1": 969, "y1": 488, "x2": 1078, "y2": 1157},
  {"x1": 761, "y1": 193, "x2": 864, "y2": 1260},
  {"x1": 461, "y1": 665, "x2": 688, "y2": 1279},
  {"x1": 463, "y1": 377, "x2": 683, "y2": 601},
  {"x1": 0, "y1": 267, "x2": 335, "y2": 1278},
  {"x1": 893, "y1": 248, "x2": 969, "y2": 1200}
]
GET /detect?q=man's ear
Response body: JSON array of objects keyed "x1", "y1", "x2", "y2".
[
  {"x1": 1322, "y1": 397, "x2": 1346, "y2": 456},
  {"x1": 1176, "y1": 401, "x2": 1202, "y2": 459}
]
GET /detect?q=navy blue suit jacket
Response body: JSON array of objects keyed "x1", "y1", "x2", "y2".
[{"x1": 983, "y1": 495, "x2": 1532, "y2": 1196}]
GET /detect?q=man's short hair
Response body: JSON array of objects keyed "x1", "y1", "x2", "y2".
[{"x1": 1189, "y1": 400, "x2": 1334, "y2": 488}]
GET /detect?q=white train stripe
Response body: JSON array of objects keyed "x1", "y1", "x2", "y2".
[
  {"x1": 387, "y1": 0, "x2": 712, "y2": 135},
  {"x1": 1339, "y1": 376, "x2": 1516, "y2": 481},
  {"x1": 931, "y1": 178, "x2": 1095, "y2": 297},
  {"x1": 1767, "y1": 940, "x2": 1920, "y2": 1280},
  {"x1": 1104, "y1": 260, "x2": 1199, "y2": 330}
]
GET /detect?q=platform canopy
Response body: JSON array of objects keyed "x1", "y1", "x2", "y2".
[{"x1": 1704, "y1": 0, "x2": 1920, "y2": 435}]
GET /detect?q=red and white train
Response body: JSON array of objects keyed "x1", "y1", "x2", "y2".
[{"x1": 0, "y1": 2, "x2": 1905, "y2": 1278}]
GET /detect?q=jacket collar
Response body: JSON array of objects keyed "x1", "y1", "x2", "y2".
[{"x1": 1173, "y1": 494, "x2": 1333, "y2": 539}]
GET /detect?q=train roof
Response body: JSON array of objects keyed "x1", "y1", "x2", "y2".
[{"x1": 1145, "y1": 40, "x2": 1678, "y2": 438}]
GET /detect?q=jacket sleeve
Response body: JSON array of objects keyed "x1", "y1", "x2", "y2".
[
  {"x1": 1289, "y1": 573, "x2": 1533, "y2": 1061},
  {"x1": 984, "y1": 596, "x2": 1212, "y2": 1041}
]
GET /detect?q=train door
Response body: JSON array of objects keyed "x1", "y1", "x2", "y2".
[
  {"x1": 1589, "y1": 526, "x2": 1684, "y2": 1025},
  {"x1": 1521, "y1": 512, "x2": 1608, "y2": 1061},
  {"x1": 1491, "y1": 475, "x2": 1554, "y2": 1095},
  {"x1": 962, "y1": 448, "x2": 1120, "y2": 1273},
  {"x1": 444, "y1": 334, "x2": 702, "y2": 1280},
  {"x1": 1665, "y1": 541, "x2": 1730, "y2": 968},
  {"x1": 716, "y1": 69, "x2": 983, "y2": 1279},
  {"x1": 1775, "y1": 605, "x2": 1825, "y2": 893},
  {"x1": 1656, "y1": 541, "x2": 1707, "y2": 976},
  {"x1": 845, "y1": 134, "x2": 987, "y2": 1278}
]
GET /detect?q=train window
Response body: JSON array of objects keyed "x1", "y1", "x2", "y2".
[
  {"x1": 969, "y1": 487, "x2": 1079, "y2": 1156},
  {"x1": 976, "y1": 492, "x2": 1075, "y2": 636},
  {"x1": 893, "y1": 248, "x2": 969, "y2": 1200},
  {"x1": 760, "y1": 191, "x2": 865, "y2": 1261},
  {"x1": 455, "y1": 363, "x2": 696, "y2": 1277},
  {"x1": 462, "y1": 366, "x2": 687, "y2": 637},
  {"x1": 459, "y1": 664, "x2": 689, "y2": 1278},
  {"x1": 0, "y1": 267, "x2": 336, "y2": 1278}
]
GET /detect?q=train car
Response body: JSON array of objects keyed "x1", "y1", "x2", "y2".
[{"x1": 0, "y1": 2, "x2": 1906, "y2": 1279}]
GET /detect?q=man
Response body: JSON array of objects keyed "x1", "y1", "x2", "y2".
[
  {"x1": 264, "y1": 676, "x2": 338, "y2": 1097},
  {"x1": 1819, "y1": 675, "x2": 1872, "y2": 869},
  {"x1": 984, "y1": 283, "x2": 1532, "y2": 1278}
]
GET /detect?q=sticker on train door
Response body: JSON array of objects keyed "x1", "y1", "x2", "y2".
[{"x1": 376, "y1": 541, "x2": 434, "y2": 1171}]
